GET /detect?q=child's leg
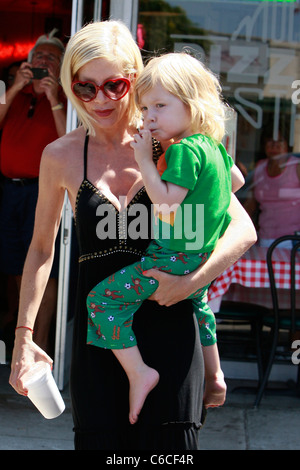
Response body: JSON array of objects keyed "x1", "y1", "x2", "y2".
[
  {"x1": 86, "y1": 257, "x2": 160, "y2": 423},
  {"x1": 113, "y1": 346, "x2": 159, "y2": 425},
  {"x1": 86, "y1": 259, "x2": 158, "y2": 348},
  {"x1": 192, "y1": 294, "x2": 226, "y2": 407},
  {"x1": 202, "y1": 344, "x2": 226, "y2": 408}
]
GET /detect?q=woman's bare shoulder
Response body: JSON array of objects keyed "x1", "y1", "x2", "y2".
[
  {"x1": 43, "y1": 127, "x2": 85, "y2": 163},
  {"x1": 39, "y1": 127, "x2": 85, "y2": 195}
]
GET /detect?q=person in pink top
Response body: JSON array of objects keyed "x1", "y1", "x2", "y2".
[{"x1": 245, "y1": 126, "x2": 300, "y2": 248}]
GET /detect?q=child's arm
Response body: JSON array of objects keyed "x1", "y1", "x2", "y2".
[{"x1": 131, "y1": 130, "x2": 188, "y2": 210}]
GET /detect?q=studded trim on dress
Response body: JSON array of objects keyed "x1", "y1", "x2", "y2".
[
  {"x1": 76, "y1": 182, "x2": 147, "y2": 263},
  {"x1": 75, "y1": 138, "x2": 163, "y2": 264}
]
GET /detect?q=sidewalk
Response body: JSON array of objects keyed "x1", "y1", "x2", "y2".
[{"x1": 1, "y1": 362, "x2": 300, "y2": 450}]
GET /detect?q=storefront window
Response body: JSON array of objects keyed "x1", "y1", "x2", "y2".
[{"x1": 138, "y1": 0, "x2": 300, "y2": 241}]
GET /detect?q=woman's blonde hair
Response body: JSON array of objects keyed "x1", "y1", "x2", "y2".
[
  {"x1": 60, "y1": 20, "x2": 144, "y2": 135},
  {"x1": 135, "y1": 52, "x2": 229, "y2": 143}
]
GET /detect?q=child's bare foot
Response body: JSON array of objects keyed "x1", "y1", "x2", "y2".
[
  {"x1": 128, "y1": 366, "x2": 159, "y2": 425},
  {"x1": 203, "y1": 372, "x2": 227, "y2": 408}
]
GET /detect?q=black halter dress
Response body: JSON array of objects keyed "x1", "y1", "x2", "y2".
[{"x1": 70, "y1": 134, "x2": 205, "y2": 450}]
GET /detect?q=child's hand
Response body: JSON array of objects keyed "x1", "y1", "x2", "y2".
[{"x1": 130, "y1": 129, "x2": 153, "y2": 165}]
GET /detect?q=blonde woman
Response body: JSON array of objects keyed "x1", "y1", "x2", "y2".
[
  {"x1": 87, "y1": 52, "x2": 245, "y2": 425},
  {"x1": 10, "y1": 22, "x2": 256, "y2": 450}
]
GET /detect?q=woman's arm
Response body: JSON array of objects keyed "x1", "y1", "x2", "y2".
[
  {"x1": 145, "y1": 193, "x2": 257, "y2": 306},
  {"x1": 231, "y1": 163, "x2": 245, "y2": 192},
  {"x1": 9, "y1": 143, "x2": 66, "y2": 395}
]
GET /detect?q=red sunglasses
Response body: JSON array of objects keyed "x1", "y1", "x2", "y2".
[{"x1": 71, "y1": 77, "x2": 131, "y2": 102}]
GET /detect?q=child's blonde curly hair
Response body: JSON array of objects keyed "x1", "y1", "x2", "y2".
[{"x1": 135, "y1": 52, "x2": 229, "y2": 143}]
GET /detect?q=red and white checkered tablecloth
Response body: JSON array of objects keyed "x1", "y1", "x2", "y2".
[{"x1": 208, "y1": 244, "x2": 300, "y2": 302}]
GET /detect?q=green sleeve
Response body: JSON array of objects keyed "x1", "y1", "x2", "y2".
[{"x1": 160, "y1": 143, "x2": 201, "y2": 191}]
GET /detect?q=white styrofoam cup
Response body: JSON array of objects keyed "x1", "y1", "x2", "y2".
[{"x1": 22, "y1": 361, "x2": 65, "y2": 419}]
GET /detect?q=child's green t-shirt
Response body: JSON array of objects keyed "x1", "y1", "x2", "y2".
[{"x1": 154, "y1": 133, "x2": 233, "y2": 253}]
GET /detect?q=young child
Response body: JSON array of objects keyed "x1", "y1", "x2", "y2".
[{"x1": 86, "y1": 52, "x2": 244, "y2": 425}]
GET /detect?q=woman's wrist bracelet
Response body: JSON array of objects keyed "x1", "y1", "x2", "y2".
[
  {"x1": 51, "y1": 103, "x2": 64, "y2": 111},
  {"x1": 15, "y1": 326, "x2": 34, "y2": 334}
]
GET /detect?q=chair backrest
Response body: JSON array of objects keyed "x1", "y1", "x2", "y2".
[{"x1": 267, "y1": 235, "x2": 300, "y2": 335}]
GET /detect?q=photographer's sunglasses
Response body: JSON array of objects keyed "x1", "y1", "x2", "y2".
[{"x1": 71, "y1": 78, "x2": 131, "y2": 102}]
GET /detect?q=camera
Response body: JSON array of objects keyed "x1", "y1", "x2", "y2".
[{"x1": 31, "y1": 68, "x2": 48, "y2": 80}]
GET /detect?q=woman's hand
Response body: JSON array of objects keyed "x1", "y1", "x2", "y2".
[
  {"x1": 9, "y1": 333, "x2": 53, "y2": 396},
  {"x1": 144, "y1": 268, "x2": 196, "y2": 306}
]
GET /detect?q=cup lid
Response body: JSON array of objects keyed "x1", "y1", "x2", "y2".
[{"x1": 22, "y1": 362, "x2": 51, "y2": 388}]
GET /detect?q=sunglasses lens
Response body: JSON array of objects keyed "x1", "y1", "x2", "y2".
[
  {"x1": 73, "y1": 82, "x2": 96, "y2": 101},
  {"x1": 72, "y1": 79, "x2": 130, "y2": 102},
  {"x1": 103, "y1": 79, "x2": 129, "y2": 100}
]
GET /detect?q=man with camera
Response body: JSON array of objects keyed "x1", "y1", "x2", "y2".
[{"x1": 0, "y1": 32, "x2": 66, "y2": 354}]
